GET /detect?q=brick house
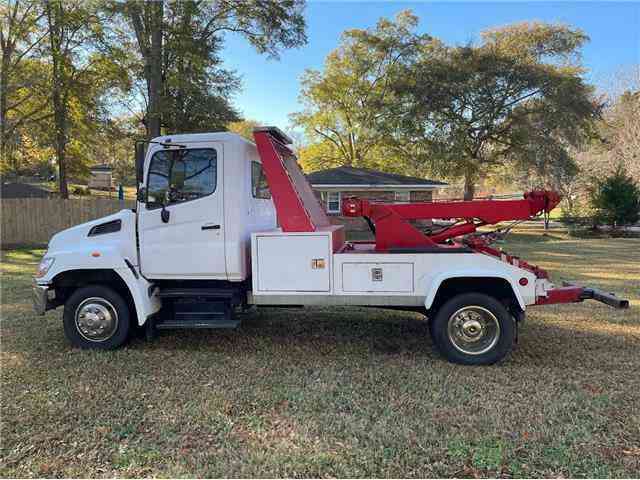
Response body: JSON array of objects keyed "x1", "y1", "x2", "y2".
[{"x1": 307, "y1": 166, "x2": 447, "y2": 232}]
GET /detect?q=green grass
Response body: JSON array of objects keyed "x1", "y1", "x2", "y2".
[{"x1": 1, "y1": 228, "x2": 639, "y2": 477}]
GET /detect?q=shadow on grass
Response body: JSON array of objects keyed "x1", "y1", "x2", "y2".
[
  {"x1": 136, "y1": 307, "x2": 436, "y2": 358},
  {"x1": 98, "y1": 306, "x2": 639, "y2": 371}
]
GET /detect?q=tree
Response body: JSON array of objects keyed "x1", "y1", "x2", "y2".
[
  {"x1": 0, "y1": 57, "x2": 52, "y2": 177},
  {"x1": 121, "y1": 0, "x2": 306, "y2": 139},
  {"x1": 0, "y1": 0, "x2": 49, "y2": 168},
  {"x1": 291, "y1": 11, "x2": 430, "y2": 170},
  {"x1": 120, "y1": 0, "x2": 163, "y2": 138},
  {"x1": 596, "y1": 84, "x2": 640, "y2": 181},
  {"x1": 161, "y1": 1, "x2": 240, "y2": 133},
  {"x1": 43, "y1": 0, "x2": 130, "y2": 197},
  {"x1": 567, "y1": 67, "x2": 639, "y2": 216},
  {"x1": 396, "y1": 21, "x2": 599, "y2": 199},
  {"x1": 589, "y1": 165, "x2": 640, "y2": 228},
  {"x1": 227, "y1": 119, "x2": 262, "y2": 141}
]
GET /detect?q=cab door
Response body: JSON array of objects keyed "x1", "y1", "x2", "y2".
[{"x1": 138, "y1": 143, "x2": 226, "y2": 279}]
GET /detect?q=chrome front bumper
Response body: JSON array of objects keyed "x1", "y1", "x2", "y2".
[{"x1": 32, "y1": 279, "x2": 54, "y2": 315}]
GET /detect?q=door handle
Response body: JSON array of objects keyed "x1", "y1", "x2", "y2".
[{"x1": 201, "y1": 224, "x2": 220, "y2": 230}]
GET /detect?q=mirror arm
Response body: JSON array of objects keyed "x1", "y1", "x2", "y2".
[{"x1": 136, "y1": 186, "x2": 146, "y2": 203}]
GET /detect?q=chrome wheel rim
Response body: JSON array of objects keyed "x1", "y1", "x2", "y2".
[
  {"x1": 447, "y1": 306, "x2": 500, "y2": 355},
  {"x1": 75, "y1": 297, "x2": 118, "y2": 342}
]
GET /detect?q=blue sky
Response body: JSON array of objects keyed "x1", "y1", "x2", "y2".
[{"x1": 221, "y1": 1, "x2": 640, "y2": 129}]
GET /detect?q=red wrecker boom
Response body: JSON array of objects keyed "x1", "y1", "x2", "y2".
[
  {"x1": 342, "y1": 190, "x2": 561, "y2": 250},
  {"x1": 342, "y1": 190, "x2": 629, "y2": 309}
]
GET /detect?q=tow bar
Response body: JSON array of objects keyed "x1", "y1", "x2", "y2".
[
  {"x1": 535, "y1": 281, "x2": 629, "y2": 309},
  {"x1": 569, "y1": 282, "x2": 630, "y2": 309}
]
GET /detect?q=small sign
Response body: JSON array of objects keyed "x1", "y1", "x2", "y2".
[
  {"x1": 371, "y1": 267, "x2": 383, "y2": 281},
  {"x1": 311, "y1": 259, "x2": 326, "y2": 269}
]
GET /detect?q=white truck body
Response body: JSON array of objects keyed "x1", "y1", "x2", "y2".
[
  {"x1": 37, "y1": 131, "x2": 535, "y2": 319},
  {"x1": 249, "y1": 226, "x2": 534, "y2": 309}
]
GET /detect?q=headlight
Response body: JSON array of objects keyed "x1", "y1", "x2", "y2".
[{"x1": 36, "y1": 256, "x2": 55, "y2": 278}]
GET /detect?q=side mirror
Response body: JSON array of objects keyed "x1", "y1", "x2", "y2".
[
  {"x1": 161, "y1": 206, "x2": 170, "y2": 223},
  {"x1": 137, "y1": 186, "x2": 146, "y2": 203}
]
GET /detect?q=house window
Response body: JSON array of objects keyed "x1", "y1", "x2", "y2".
[
  {"x1": 322, "y1": 191, "x2": 341, "y2": 213},
  {"x1": 395, "y1": 191, "x2": 411, "y2": 203}
]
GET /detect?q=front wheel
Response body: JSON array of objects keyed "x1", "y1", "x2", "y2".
[
  {"x1": 63, "y1": 285, "x2": 131, "y2": 349},
  {"x1": 430, "y1": 293, "x2": 515, "y2": 365}
]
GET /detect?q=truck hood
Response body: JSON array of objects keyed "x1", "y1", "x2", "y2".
[
  {"x1": 38, "y1": 208, "x2": 139, "y2": 284},
  {"x1": 48, "y1": 209, "x2": 135, "y2": 251}
]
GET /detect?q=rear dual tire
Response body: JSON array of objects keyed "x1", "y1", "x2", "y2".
[{"x1": 430, "y1": 293, "x2": 515, "y2": 365}]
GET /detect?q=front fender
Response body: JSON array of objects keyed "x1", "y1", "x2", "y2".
[
  {"x1": 40, "y1": 247, "x2": 161, "y2": 327},
  {"x1": 113, "y1": 267, "x2": 161, "y2": 326},
  {"x1": 42, "y1": 260, "x2": 161, "y2": 327},
  {"x1": 44, "y1": 244, "x2": 136, "y2": 280}
]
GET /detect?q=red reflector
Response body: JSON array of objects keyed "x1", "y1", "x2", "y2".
[{"x1": 519, "y1": 277, "x2": 528, "y2": 286}]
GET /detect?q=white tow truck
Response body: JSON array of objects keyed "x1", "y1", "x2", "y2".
[{"x1": 33, "y1": 127, "x2": 628, "y2": 364}]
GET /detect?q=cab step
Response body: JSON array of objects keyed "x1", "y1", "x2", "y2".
[
  {"x1": 153, "y1": 288, "x2": 242, "y2": 330},
  {"x1": 155, "y1": 318, "x2": 239, "y2": 329},
  {"x1": 157, "y1": 287, "x2": 238, "y2": 299}
]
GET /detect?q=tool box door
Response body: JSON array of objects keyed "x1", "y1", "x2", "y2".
[{"x1": 255, "y1": 234, "x2": 330, "y2": 292}]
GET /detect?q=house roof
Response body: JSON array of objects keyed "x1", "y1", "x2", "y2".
[
  {"x1": 0, "y1": 182, "x2": 51, "y2": 198},
  {"x1": 90, "y1": 164, "x2": 112, "y2": 172},
  {"x1": 306, "y1": 166, "x2": 447, "y2": 188}
]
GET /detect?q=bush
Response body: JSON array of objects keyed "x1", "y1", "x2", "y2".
[
  {"x1": 72, "y1": 185, "x2": 91, "y2": 196},
  {"x1": 589, "y1": 165, "x2": 640, "y2": 228},
  {"x1": 559, "y1": 201, "x2": 591, "y2": 226}
]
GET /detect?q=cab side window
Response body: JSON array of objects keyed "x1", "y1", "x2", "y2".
[
  {"x1": 251, "y1": 161, "x2": 271, "y2": 199},
  {"x1": 146, "y1": 149, "x2": 217, "y2": 208}
]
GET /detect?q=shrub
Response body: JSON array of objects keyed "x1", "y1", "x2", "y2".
[
  {"x1": 559, "y1": 200, "x2": 591, "y2": 226},
  {"x1": 72, "y1": 185, "x2": 91, "y2": 196},
  {"x1": 589, "y1": 165, "x2": 640, "y2": 228}
]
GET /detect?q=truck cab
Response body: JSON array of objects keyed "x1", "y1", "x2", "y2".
[
  {"x1": 33, "y1": 127, "x2": 628, "y2": 365},
  {"x1": 137, "y1": 132, "x2": 276, "y2": 281}
]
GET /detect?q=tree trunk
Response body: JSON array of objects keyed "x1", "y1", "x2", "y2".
[
  {"x1": 147, "y1": 0, "x2": 163, "y2": 139},
  {"x1": 55, "y1": 128, "x2": 68, "y2": 198},
  {"x1": 463, "y1": 172, "x2": 476, "y2": 200},
  {"x1": 0, "y1": 52, "x2": 10, "y2": 166},
  {"x1": 46, "y1": 0, "x2": 69, "y2": 199},
  {"x1": 51, "y1": 69, "x2": 68, "y2": 199}
]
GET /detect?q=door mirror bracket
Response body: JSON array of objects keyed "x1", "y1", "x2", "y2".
[{"x1": 137, "y1": 186, "x2": 146, "y2": 203}]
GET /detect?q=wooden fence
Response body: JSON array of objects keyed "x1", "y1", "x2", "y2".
[{"x1": 1, "y1": 197, "x2": 135, "y2": 247}]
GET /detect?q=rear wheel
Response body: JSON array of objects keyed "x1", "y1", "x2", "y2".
[
  {"x1": 63, "y1": 285, "x2": 131, "y2": 349},
  {"x1": 430, "y1": 293, "x2": 515, "y2": 365}
]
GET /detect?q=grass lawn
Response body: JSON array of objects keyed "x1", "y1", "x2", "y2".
[{"x1": 1, "y1": 227, "x2": 639, "y2": 477}]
